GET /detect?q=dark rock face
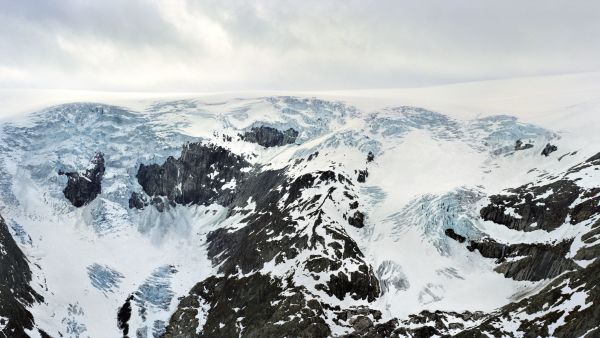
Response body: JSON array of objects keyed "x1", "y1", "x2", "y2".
[
  {"x1": 135, "y1": 143, "x2": 249, "y2": 208},
  {"x1": 348, "y1": 211, "x2": 365, "y2": 228},
  {"x1": 466, "y1": 238, "x2": 579, "y2": 281},
  {"x1": 153, "y1": 135, "x2": 597, "y2": 337},
  {"x1": 117, "y1": 295, "x2": 134, "y2": 337},
  {"x1": 366, "y1": 151, "x2": 375, "y2": 162},
  {"x1": 480, "y1": 179, "x2": 582, "y2": 232},
  {"x1": 541, "y1": 143, "x2": 558, "y2": 156},
  {"x1": 450, "y1": 152, "x2": 600, "y2": 336},
  {"x1": 469, "y1": 156, "x2": 600, "y2": 281},
  {"x1": 341, "y1": 309, "x2": 485, "y2": 338},
  {"x1": 515, "y1": 139, "x2": 534, "y2": 151},
  {"x1": 128, "y1": 192, "x2": 147, "y2": 210},
  {"x1": 164, "y1": 274, "x2": 330, "y2": 338},
  {"x1": 456, "y1": 247, "x2": 600, "y2": 337},
  {"x1": 0, "y1": 214, "x2": 44, "y2": 338},
  {"x1": 357, "y1": 169, "x2": 368, "y2": 183},
  {"x1": 241, "y1": 126, "x2": 299, "y2": 147},
  {"x1": 444, "y1": 229, "x2": 466, "y2": 243},
  {"x1": 60, "y1": 152, "x2": 105, "y2": 207},
  {"x1": 161, "y1": 140, "x2": 380, "y2": 336}
]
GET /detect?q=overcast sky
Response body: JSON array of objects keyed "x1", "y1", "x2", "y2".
[{"x1": 1, "y1": 0, "x2": 599, "y2": 91}]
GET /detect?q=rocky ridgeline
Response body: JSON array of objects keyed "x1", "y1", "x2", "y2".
[
  {"x1": 241, "y1": 126, "x2": 299, "y2": 147},
  {"x1": 0, "y1": 215, "x2": 46, "y2": 337},
  {"x1": 164, "y1": 165, "x2": 378, "y2": 337},
  {"x1": 145, "y1": 142, "x2": 600, "y2": 337},
  {"x1": 126, "y1": 140, "x2": 376, "y2": 336},
  {"x1": 440, "y1": 152, "x2": 600, "y2": 337},
  {"x1": 131, "y1": 143, "x2": 250, "y2": 209},
  {"x1": 59, "y1": 153, "x2": 105, "y2": 207}
]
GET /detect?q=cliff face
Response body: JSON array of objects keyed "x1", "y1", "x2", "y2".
[
  {"x1": 134, "y1": 143, "x2": 249, "y2": 208},
  {"x1": 60, "y1": 153, "x2": 105, "y2": 207},
  {"x1": 145, "y1": 146, "x2": 378, "y2": 337},
  {"x1": 241, "y1": 126, "x2": 299, "y2": 147},
  {"x1": 0, "y1": 215, "x2": 44, "y2": 338}
]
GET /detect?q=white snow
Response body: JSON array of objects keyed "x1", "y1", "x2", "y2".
[{"x1": 0, "y1": 72, "x2": 599, "y2": 336}]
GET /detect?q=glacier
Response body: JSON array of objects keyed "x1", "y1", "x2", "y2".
[{"x1": 0, "y1": 75, "x2": 599, "y2": 337}]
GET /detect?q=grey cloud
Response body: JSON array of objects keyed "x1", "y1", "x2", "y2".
[{"x1": 0, "y1": 0, "x2": 599, "y2": 90}]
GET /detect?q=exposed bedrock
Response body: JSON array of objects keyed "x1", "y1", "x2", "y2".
[
  {"x1": 480, "y1": 179, "x2": 584, "y2": 232},
  {"x1": 541, "y1": 143, "x2": 558, "y2": 156},
  {"x1": 241, "y1": 126, "x2": 299, "y2": 147},
  {"x1": 59, "y1": 152, "x2": 105, "y2": 207},
  {"x1": 135, "y1": 143, "x2": 249, "y2": 207},
  {"x1": 444, "y1": 228, "x2": 466, "y2": 243},
  {"x1": 347, "y1": 211, "x2": 365, "y2": 228},
  {"x1": 163, "y1": 159, "x2": 380, "y2": 335},
  {"x1": 515, "y1": 139, "x2": 534, "y2": 151},
  {"x1": 0, "y1": 214, "x2": 45, "y2": 338},
  {"x1": 480, "y1": 153, "x2": 600, "y2": 234},
  {"x1": 164, "y1": 274, "x2": 330, "y2": 338},
  {"x1": 466, "y1": 238, "x2": 580, "y2": 281},
  {"x1": 357, "y1": 169, "x2": 368, "y2": 183},
  {"x1": 456, "y1": 254, "x2": 600, "y2": 338}
]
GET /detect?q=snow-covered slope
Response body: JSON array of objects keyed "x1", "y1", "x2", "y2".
[{"x1": 0, "y1": 74, "x2": 599, "y2": 337}]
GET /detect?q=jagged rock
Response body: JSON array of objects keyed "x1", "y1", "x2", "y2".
[
  {"x1": 515, "y1": 139, "x2": 534, "y2": 151},
  {"x1": 348, "y1": 211, "x2": 365, "y2": 228},
  {"x1": 59, "y1": 152, "x2": 105, "y2": 207},
  {"x1": 320, "y1": 264, "x2": 380, "y2": 302},
  {"x1": 136, "y1": 143, "x2": 249, "y2": 208},
  {"x1": 357, "y1": 169, "x2": 368, "y2": 183},
  {"x1": 128, "y1": 192, "x2": 147, "y2": 209},
  {"x1": 456, "y1": 256, "x2": 600, "y2": 337},
  {"x1": 241, "y1": 126, "x2": 299, "y2": 147},
  {"x1": 367, "y1": 151, "x2": 375, "y2": 162},
  {"x1": 350, "y1": 316, "x2": 373, "y2": 332},
  {"x1": 349, "y1": 201, "x2": 359, "y2": 209},
  {"x1": 541, "y1": 143, "x2": 558, "y2": 156},
  {"x1": 480, "y1": 179, "x2": 581, "y2": 232},
  {"x1": 466, "y1": 238, "x2": 579, "y2": 281},
  {"x1": 164, "y1": 274, "x2": 331, "y2": 338},
  {"x1": 162, "y1": 143, "x2": 380, "y2": 335},
  {"x1": 444, "y1": 228, "x2": 466, "y2": 243},
  {"x1": 117, "y1": 295, "x2": 134, "y2": 337},
  {"x1": 0, "y1": 214, "x2": 45, "y2": 337}
]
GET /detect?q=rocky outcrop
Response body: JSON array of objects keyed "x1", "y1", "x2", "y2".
[
  {"x1": 367, "y1": 151, "x2": 375, "y2": 162},
  {"x1": 465, "y1": 238, "x2": 579, "y2": 281},
  {"x1": 480, "y1": 179, "x2": 582, "y2": 232},
  {"x1": 128, "y1": 192, "x2": 147, "y2": 210},
  {"x1": 59, "y1": 152, "x2": 105, "y2": 207},
  {"x1": 456, "y1": 247, "x2": 600, "y2": 337},
  {"x1": 341, "y1": 309, "x2": 485, "y2": 338},
  {"x1": 116, "y1": 295, "x2": 134, "y2": 337},
  {"x1": 348, "y1": 211, "x2": 365, "y2": 228},
  {"x1": 541, "y1": 143, "x2": 558, "y2": 156},
  {"x1": 164, "y1": 274, "x2": 330, "y2": 338},
  {"x1": 449, "y1": 152, "x2": 600, "y2": 335},
  {"x1": 0, "y1": 214, "x2": 45, "y2": 337},
  {"x1": 135, "y1": 143, "x2": 249, "y2": 208},
  {"x1": 357, "y1": 169, "x2": 368, "y2": 183},
  {"x1": 241, "y1": 126, "x2": 299, "y2": 147},
  {"x1": 163, "y1": 144, "x2": 380, "y2": 336},
  {"x1": 515, "y1": 139, "x2": 534, "y2": 151},
  {"x1": 444, "y1": 228, "x2": 466, "y2": 243}
]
